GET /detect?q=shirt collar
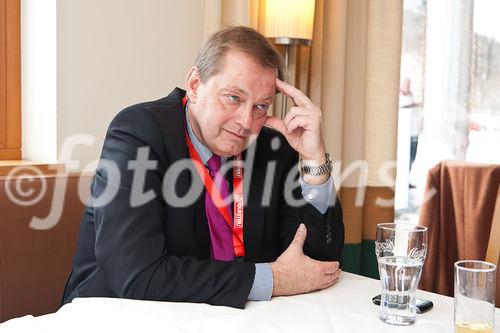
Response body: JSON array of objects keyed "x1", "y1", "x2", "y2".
[{"x1": 185, "y1": 102, "x2": 213, "y2": 165}]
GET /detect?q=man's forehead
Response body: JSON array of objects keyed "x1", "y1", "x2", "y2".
[
  {"x1": 221, "y1": 50, "x2": 278, "y2": 77},
  {"x1": 209, "y1": 50, "x2": 278, "y2": 98}
]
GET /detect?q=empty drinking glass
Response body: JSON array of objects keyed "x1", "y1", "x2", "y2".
[
  {"x1": 375, "y1": 223, "x2": 428, "y2": 326},
  {"x1": 454, "y1": 260, "x2": 496, "y2": 333}
]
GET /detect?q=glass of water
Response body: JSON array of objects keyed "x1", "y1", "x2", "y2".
[
  {"x1": 454, "y1": 260, "x2": 496, "y2": 333},
  {"x1": 375, "y1": 223, "x2": 428, "y2": 326}
]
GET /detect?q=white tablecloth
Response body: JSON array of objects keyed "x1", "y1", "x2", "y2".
[{"x1": 1, "y1": 272, "x2": 499, "y2": 333}]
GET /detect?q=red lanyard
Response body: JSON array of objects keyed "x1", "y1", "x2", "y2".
[{"x1": 182, "y1": 97, "x2": 245, "y2": 257}]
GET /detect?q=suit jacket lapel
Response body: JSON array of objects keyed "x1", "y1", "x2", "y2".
[{"x1": 150, "y1": 88, "x2": 211, "y2": 258}]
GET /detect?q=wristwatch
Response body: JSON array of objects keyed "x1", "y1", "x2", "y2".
[{"x1": 300, "y1": 153, "x2": 333, "y2": 176}]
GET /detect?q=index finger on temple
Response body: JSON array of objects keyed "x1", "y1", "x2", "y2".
[{"x1": 275, "y1": 78, "x2": 313, "y2": 108}]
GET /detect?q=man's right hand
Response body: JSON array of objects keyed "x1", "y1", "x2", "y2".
[{"x1": 270, "y1": 224, "x2": 341, "y2": 297}]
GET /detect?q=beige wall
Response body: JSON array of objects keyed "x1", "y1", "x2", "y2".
[
  {"x1": 22, "y1": 0, "x2": 206, "y2": 169},
  {"x1": 57, "y1": 0, "x2": 205, "y2": 170}
]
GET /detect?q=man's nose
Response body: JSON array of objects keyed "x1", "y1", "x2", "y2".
[{"x1": 236, "y1": 104, "x2": 253, "y2": 130}]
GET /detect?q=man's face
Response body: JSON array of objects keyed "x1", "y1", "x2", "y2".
[{"x1": 187, "y1": 50, "x2": 277, "y2": 157}]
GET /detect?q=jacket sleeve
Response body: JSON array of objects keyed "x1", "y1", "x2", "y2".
[
  {"x1": 277, "y1": 146, "x2": 345, "y2": 262},
  {"x1": 91, "y1": 106, "x2": 255, "y2": 309}
]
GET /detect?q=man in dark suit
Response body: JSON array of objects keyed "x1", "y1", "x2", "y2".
[{"x1": 62, "y1": 26, "x2": 344, "y2": 309}]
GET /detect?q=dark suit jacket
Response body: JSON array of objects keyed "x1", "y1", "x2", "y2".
[{"x1": 62, "y1": 88, "x2": 344, "y2": 309}]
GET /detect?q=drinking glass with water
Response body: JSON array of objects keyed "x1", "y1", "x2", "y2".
[{"x1": 375, "y1": 223, "x2": 428, "y2": 326}]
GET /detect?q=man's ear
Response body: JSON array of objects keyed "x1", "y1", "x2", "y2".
[{"x1": 185, "y1": 67, "x2": 201, "y2": 104}]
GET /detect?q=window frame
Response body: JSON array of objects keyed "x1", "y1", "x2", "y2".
[{"x1": 0, "y1": 0, "x2": 21, "y2": 160}]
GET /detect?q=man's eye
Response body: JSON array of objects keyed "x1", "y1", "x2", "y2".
[
  {"x1": 226, "y1": 95, "x2": 240, "y2": 103},
  {"x1": 256, "y1": 104, "x2": 269, "y2": 112}
]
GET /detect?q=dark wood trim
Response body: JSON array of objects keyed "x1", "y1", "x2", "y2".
[{"x1": 0, "y1": 161, "x2": 66, "y2": 177}]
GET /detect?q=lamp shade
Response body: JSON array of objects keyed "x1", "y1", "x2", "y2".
[{"x1": 264, "y1": 0, "x2": 316, "y2": 41}]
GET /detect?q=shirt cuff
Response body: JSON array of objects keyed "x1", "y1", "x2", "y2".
[
  {"x1": 300, "y1": 176, "x2": 334, "y2": 214},
  {"x1": 247, "y1": 263, "x2": 273, "y2": 301}
]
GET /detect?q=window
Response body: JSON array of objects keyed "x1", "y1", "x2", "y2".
[
  {"x1": 0, "y1": 0, "x2": 21, "y2": 160},
  {"x1": 396, "y1": 0, "x2": 500, "y2": 220}
]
